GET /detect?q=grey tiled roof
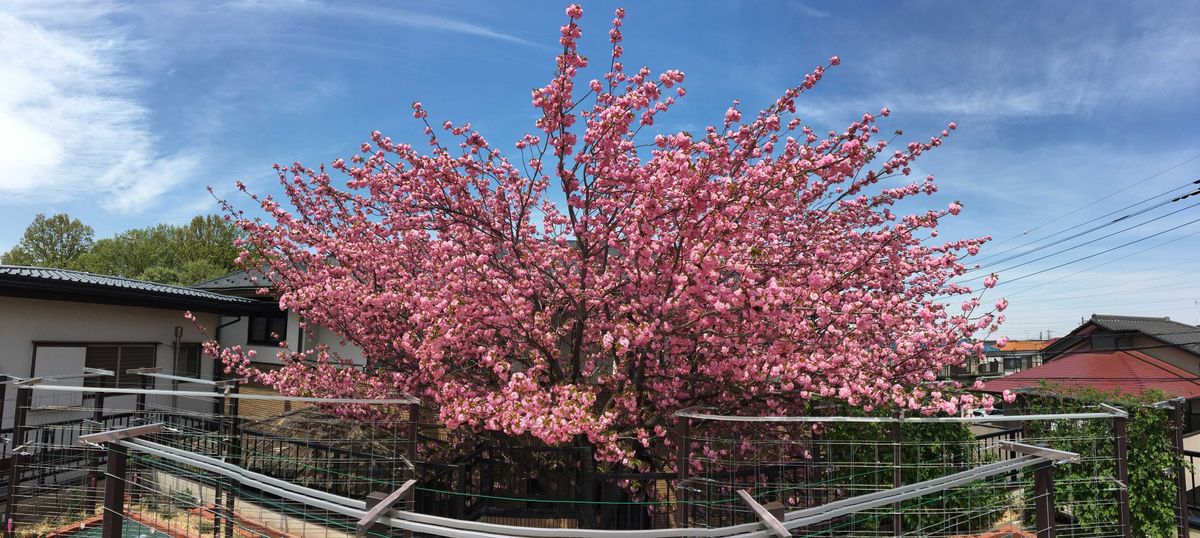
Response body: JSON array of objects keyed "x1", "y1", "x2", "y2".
[
  {"x1": 1090, "y1": 314, "x2": 1200, "y2": 355},
  {"x1": 191, "y1": 269, "x2": 265, "y2": 291},
  {"x1": 0, "y1": 265, "x2": 263, "y2": 314}
]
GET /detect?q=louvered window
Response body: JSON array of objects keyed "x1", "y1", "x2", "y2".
[{"x1": 85, "y1": 344, "x2": 157, "y2": 387}]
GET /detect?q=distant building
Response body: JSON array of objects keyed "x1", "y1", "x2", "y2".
[
  {"x1": 1042, "y1": 314, "x2": 1200, "y2": 372},
  {"x1": 191, "y1": 269, "x2": 367, "y2": 369},
  {"x1": 988, "y1": 339, "x2": 1052, "y2": 375},
  {"x1": 942, "y1": 339, "x2": 1050, "y2": 380},
  {"x1": 980, "y1": 314, "x2": 1200, "y2": 432}
]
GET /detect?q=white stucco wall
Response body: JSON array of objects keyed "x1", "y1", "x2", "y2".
[
  {"x1": 214, "y1": 311, "x2": 367, "y2": 367},
  {"x1": 0, "y1": 296, "x2": 222, "y2": 429}
]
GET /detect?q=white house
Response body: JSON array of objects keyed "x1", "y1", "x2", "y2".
[
  {"x1": 0, "y1": 265, "x2": 272, "y2": 434},
  {"x1": 191, "y1": 269, "x2": 367, "y2": 369}
]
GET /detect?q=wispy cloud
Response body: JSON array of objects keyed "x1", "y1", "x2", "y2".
[
  {"x1": 788, "y1": 3, "x2": 830, "y2": 18},
  {"x1": 793, "y1": 5, "x2": 1200, "y2": 125},
  {"x1": 225, "y1": 0, "x2": 539, "y2": 47},
  {"x1": 0, "y1": 3, "x2": 204, "y2": 212}
]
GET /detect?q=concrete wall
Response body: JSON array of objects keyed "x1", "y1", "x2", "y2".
[{"x1": 0, "y1": 296, "x2": 222, "y2": 429}]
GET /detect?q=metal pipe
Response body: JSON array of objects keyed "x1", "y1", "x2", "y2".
[
  {"x1": 674, "y1": 407, "x2": 1118, "y2": 424},
  {"x1": 25, "y1": 384, "x2": 418, "y2": 404}
]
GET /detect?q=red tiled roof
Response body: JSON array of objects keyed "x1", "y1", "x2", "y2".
[
  {"x1": 999, "y1": 340, "x2": 1050, "y2": 351},
  {"x1": 980, "y1": 350, "x2": 1200, "y2": 399}
]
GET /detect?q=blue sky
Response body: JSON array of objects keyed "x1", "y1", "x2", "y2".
[{"x1": 2, "y1": 0, "x2": 1199, "y2": 338}]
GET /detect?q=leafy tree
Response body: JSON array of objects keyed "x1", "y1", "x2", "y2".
[
  {"x1": 3, "y1": 212, "x2": 239, "y2": 286},
  {"x1": 1, "y1": 213, "x2": 94, "y2": 267},
  {"x1": 73, "y1": 216, "x2": 240, "y2": 285},
  {"x1": 214, "y1": 5, "x2": 1006, "y2": 468},
  {"x1": 74, "y1": 227, "x2": 169, "y2": 278}
]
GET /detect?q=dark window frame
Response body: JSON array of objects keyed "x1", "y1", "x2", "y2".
[
  {"x1": 175, "y1": 342, "x2": 204, "y2": 379},
  {"x1": 247, "y1": 312, "x2": 288, "y2": 346}
]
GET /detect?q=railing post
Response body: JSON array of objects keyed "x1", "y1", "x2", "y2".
[
  {"x1": 0, "y1": 376, "x2": 7, "y2": 450},
  {"x1": 88, "y1": 391, "x2": 107, "y2": 511},
  {"x1": 1171, "y1": 399, "x2": 1188, "y2": 538},
  {"x1": 3, "y1": 386, "x2": 30, "y2": 538},
  {"x1": 408, "y1": 402, "x2": 420, "y2": 477},
  {"x1": 1114, "y1": 413, "x2": 1132, "y2": 538},
  {"x1": 100, "y1": 443, "x2": 128, "y2": 538},
  {"x1": 675, "y1": 416, "x2": 689, "y2": 528},
  {"x1": 892, "y1": 413, "x2": 902, "y2": 536},
  {"x1": 1034, "y1": 461, "x2": 1056, "y2": 538},
  {"x1": 132, "y1": 376, "x2": 149, "y2": 505}
]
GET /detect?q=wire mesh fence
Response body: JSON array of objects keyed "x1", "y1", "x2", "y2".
[
  {"x1": 0, "y1": 378, "x2": 1136, "y2": 537},
  {"x1": 2, "y1": 381, "x2": 417, "y2": 538},
  {"x1": 674, "y1": 408, "x2": 1129, "y2": 537}
]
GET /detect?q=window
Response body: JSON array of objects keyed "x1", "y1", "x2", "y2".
[
  {"x1": 1092, "y1": 335, "x2": 1116, "y2": 350},
  {"x1": 1092, "y1": 334, "x2": 1134, "y2": 351},
  {"x1": 248, "y1": 313, "x2": 288, "y2": 346},
  {"x1": 176, "y1": 343, "x2": 203, "y2": 379},
  {"x1": 85, "y1": 345, "x2": 156, "y2": 387}
]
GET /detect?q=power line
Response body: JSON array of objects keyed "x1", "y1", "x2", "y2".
[
  {"x1": 963, "y1": 199, "x2": 1200, "y2": 283},
  {"x1": 968, "y1": 180, "x2": 1200, "y2": 270},
  {"x1": 975, "y1": 213, "x2": 1200, "y2": 288},
  {"x1": 1001, "y1": 231, "x2": 1200, "y2": 299},
  {"x1": 981, "y1": 152, "x2": 1200, "y2": 250}
]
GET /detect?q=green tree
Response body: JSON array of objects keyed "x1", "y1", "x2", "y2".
[
  {"x1": 73, "y1": 215, "x2": 240, "y2": 285},
  {"x1": 74, "y1": 227, "x2": 170, "y2": 278},
  {"x1": 172, "y1": 215, "x2": 241, "y2": 269},
  {"x1": 1, "y1": 213, "x2": 94, "y2": 267}
]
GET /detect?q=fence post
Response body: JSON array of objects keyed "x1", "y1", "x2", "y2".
[
  {"x1": 3, "y1": 386, "x2": 31, "y2": 538},
  {"x1": 88, "y1": 391, "x2": 107, "y2": 511},
  {"x1": 892, "y1": 413, "x2": 902, "y2": 536},
  {"x1": 580, "y1": 444, "x2": 595, "y2": 529},
  {"x1": 224, "y1": 386, "x2": 241, "y2": 538},
  {"x1": 455, "y1": 467, "x2": 467, "y2": 519},
  {"x1": 676, "y1": 416, "x2": 689, "y2": 528},
  {"x1": 408, "y1": 402, "x2": 420, "y2": 475},
  {"x1": 100, "y1": 443, "x2": 129, "y2": 538},
  {"x1": 1114, "y1": 413, "x2": 1132, "y2": 538},
  {"x1": 1171, "y1": 399, "x2": 1188, "y2": 538},
  {"x1": 212, "y1": 391, "x2": 226, "y2": 538},
  {"x1": 1034, "y1": 461, "x2": 1056, "y2": 538}
]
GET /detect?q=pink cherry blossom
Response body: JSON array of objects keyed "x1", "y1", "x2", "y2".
[{"x1": 211, "y1": 5, "x2": 1001, "y2": 467}]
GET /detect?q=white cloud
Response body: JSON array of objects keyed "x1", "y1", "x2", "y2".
[{"x1": 0, "y1": 4, "x2": 202, "y2": 212}]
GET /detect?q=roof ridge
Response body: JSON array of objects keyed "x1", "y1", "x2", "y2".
[{"x1": 1091, "y1": 313, "x2": 1171, "y2": 322}]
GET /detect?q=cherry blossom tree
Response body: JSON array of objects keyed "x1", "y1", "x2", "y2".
[{"x1": 212, "y1": 5, "x2": 1008, "y2": 468}]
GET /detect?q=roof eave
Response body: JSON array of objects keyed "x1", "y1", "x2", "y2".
[{"x1": 0, "y1": 280, "x2": 271, "y2": 316}]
